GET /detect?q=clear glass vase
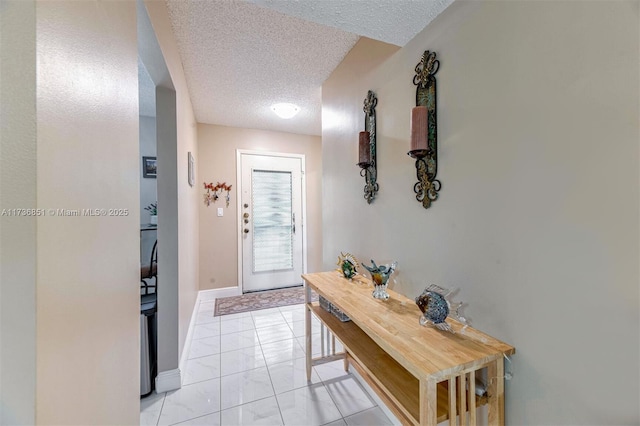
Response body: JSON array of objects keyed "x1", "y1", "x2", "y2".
[
  {"x1": 372, "y1": 283, "x2": 390, "y2": 300},
  {"x1": 362, "y1": 260, "x2": 397, "y2": 301}
]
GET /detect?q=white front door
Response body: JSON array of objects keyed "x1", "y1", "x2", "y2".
[{"x1": 239, "y1": 152, "x2": 304, "y2": 292}]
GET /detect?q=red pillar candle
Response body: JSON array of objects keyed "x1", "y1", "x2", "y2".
[
  {"x1": 358, "y1": 131, "x2": 371, "y2": 166},
  {"x1": 410, "y1": 106, "x2": 429, "y2": 152}
]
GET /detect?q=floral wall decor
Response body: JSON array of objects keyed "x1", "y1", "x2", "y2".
[{"x1": 204, "y1": 182, "x2": 232, "y2": 207}]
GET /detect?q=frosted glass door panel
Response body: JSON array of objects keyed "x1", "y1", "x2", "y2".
[{"x1": 252, "y1": 170, "x2": 293, "y2": 272}]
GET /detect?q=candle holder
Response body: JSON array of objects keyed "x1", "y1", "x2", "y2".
[
  {"x1": 358, "y1": 90, "x2": 379, "y2": 204},
  {"x1": 409, "y1": 51, "x2": 441, "y2": 209}
]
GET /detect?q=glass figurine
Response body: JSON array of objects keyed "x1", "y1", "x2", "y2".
[
  {"x1": 362, "y1": 260, "x2": 397, "y2": 300},
  {"x1": 336, "y1": 252, "x2": 359, "y2": 279},
  {"x1": 415, "y1": 284, "x2": 468, "y2": 333}
]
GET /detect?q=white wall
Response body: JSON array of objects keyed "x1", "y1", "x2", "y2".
[
  {"x1": 140, "y1": 115, "x2": 157, "y2": 266},
  {"x1": 322, "y1": 1, "x2": 639, "y2": 424},
  {"x1": 139, "y1": 115, "x2": 157, "y2": 226},
  {"x1": 156, "y1": 86, "x2": 180, "y2": 373},
  {"x1": 0, "y1": 1, "x2": 37, "y2": 424},
  {"x1": 34, "y1": 0, "x2": 140, "y2": 423},
  {"x1": 144, "y1": 0, "x2": 200, "y2": 366}
]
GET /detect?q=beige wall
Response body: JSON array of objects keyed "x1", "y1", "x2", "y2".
[
  {"x1": 322, "y1": 2, "x2": 639, "y2": 424},
  {"x1": 34, "y1": 0, "x2": 140, "y2": 423},
  {"x1": 145, "y1": 0, "x2": 200, "y2": 366},
  {"x1": 198, "y1": 124, "x2": 322, "y2": 291},
  {"x1": 0, "y1": 1, "x2": 37, "y2": 424},
  {"x1": 1, "y1": 0, "x2": 201, "y2": 422}
]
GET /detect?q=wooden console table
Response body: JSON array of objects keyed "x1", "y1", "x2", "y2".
[{"x1": 303, "y1": 271, "x2": 515, "y2": 426}]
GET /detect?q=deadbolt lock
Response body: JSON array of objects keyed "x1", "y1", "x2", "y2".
[{"x1": 243, "y1": 213, "x2": 249, "y2": 218}]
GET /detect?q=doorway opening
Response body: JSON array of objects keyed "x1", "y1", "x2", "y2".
[
  {"x1": 237, "y1": 151, "x2": 307, "y2": 293},
  {"x1": 137, "y1": 0, "x2": 181, "y2": 397}
]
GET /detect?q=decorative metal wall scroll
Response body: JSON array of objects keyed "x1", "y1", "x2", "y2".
[
  {"x1": 408, "y1": 51, "x2": 441, "y2": 209},
  {"x1": 358, "y1": 90, "x2": 379, "y2": 204}
]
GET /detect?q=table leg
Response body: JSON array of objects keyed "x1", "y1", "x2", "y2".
[
  {"x1": 420, "y1": 378, "x2": 437, "y2": 426},
  {"x1": 448, "y1": 377, "x2": 457, "y2": 426},
  {"x1": 305, "y1": 283, "x2": 312, "y2": 381},
  {"x1": 487, "y1": 357, "x2": 505, "y2": 426},
  {"x1": 469, "y1": 372, "x2": 477, "y2": 426},
  {"x1": 459, "y1": 374, "x2": 467, "y2": 426}
]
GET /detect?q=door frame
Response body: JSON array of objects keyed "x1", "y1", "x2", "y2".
[{"x1": 236, "y1": 149, "x2": 308, "y2": 293}]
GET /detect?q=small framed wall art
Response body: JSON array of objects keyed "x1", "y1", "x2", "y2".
[{"x1": 142, "y1": 156, "x2": 157, "y2": 178}]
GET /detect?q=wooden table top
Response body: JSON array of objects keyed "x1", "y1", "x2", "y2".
[{"x1": 303, "y1": 271, "x2": 515, "y2": 381}]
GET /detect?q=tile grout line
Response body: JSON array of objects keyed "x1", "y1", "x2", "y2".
[
  {"x1": 154, "y1": 394, "x2": 166, "y2": 426},
  {"x1": 219, "y1": 307, "x2": 288, "y2": 423},
  {"x1": 218, "y1": 329, "x2": 222, "y2": 425},
  {"x1": 151, "y1": 302, "x2": 390, "y2": 426},
  {"x1": 259, "y1": 343, "x2": 286, "y2": 425},
  {"x1": 303, "y1": 307, "x2": 347, "y2": 426},
  {"x1": 318, "y1": 365, "x2": 349, "y2": 425}
]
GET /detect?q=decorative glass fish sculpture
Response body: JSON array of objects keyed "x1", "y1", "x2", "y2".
[
  {"x1": 336, "y1": 252, "x2": 359, "y2": 279},
  {"x1": 415, "y1": 285, "x2": 468, "y2": 333},
  {"x1": 362, "y1": 260, "x2": 397, "y2": 300}
]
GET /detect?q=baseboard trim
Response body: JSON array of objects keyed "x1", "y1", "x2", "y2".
[
  {"x1": 178, "y1": 286, "x2": 242, "y2": 375},
  {"x1": 198, "y1": 286, "x2": 242, "y2": 301},
  {"x1": 155, "y1": 368, "x2": 181, "y2": 393},
  {"x1": 179, "y1": 296, "x2": 201, "y2": 378}
]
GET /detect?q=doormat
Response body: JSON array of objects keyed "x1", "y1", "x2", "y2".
[{"x1": 214, "y1": 286, "x2": 318, "y2": 317}]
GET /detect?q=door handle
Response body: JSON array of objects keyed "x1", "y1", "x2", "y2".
[
  {"x1": 292, "y1": 213, "x2": 296, "y2": 234},
  {"x1": 244, "y1": 228, "x2": 249, "y2": 234}
]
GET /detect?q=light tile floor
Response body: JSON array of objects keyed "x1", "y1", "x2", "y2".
[{"x1": 141, "y1": 300, "x2": 395, "y2": 426}]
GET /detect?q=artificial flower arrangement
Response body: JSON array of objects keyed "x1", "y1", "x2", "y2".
[
  {"x1": 144, "y1": 202, "x2": 158, "y2": 225},
  {"x1": 144, "y1": 202, "x2": 157, "y2": 216},
  {"x1": 204, "y1": 182, "x2": 232, "y2": 207}
]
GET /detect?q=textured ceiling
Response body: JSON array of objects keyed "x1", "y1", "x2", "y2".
[
  {"x1": 247, "y1": 0, "x2": 454, "y2": 47},
  {"x1": 165, "y1": 0, "x2": 453, "y2": 136}
]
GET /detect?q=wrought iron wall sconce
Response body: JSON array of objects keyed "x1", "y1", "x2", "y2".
[
  {"x1": 409, "y1": 50, "x2": 441, "y2": 209},
  {"x1": 358, "y1": 90, "x2": 379, "y2": 204}
]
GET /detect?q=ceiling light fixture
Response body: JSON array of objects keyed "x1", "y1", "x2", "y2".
[{"x1": 271, "y1": 103, "x2": 300, "y2": 119}]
